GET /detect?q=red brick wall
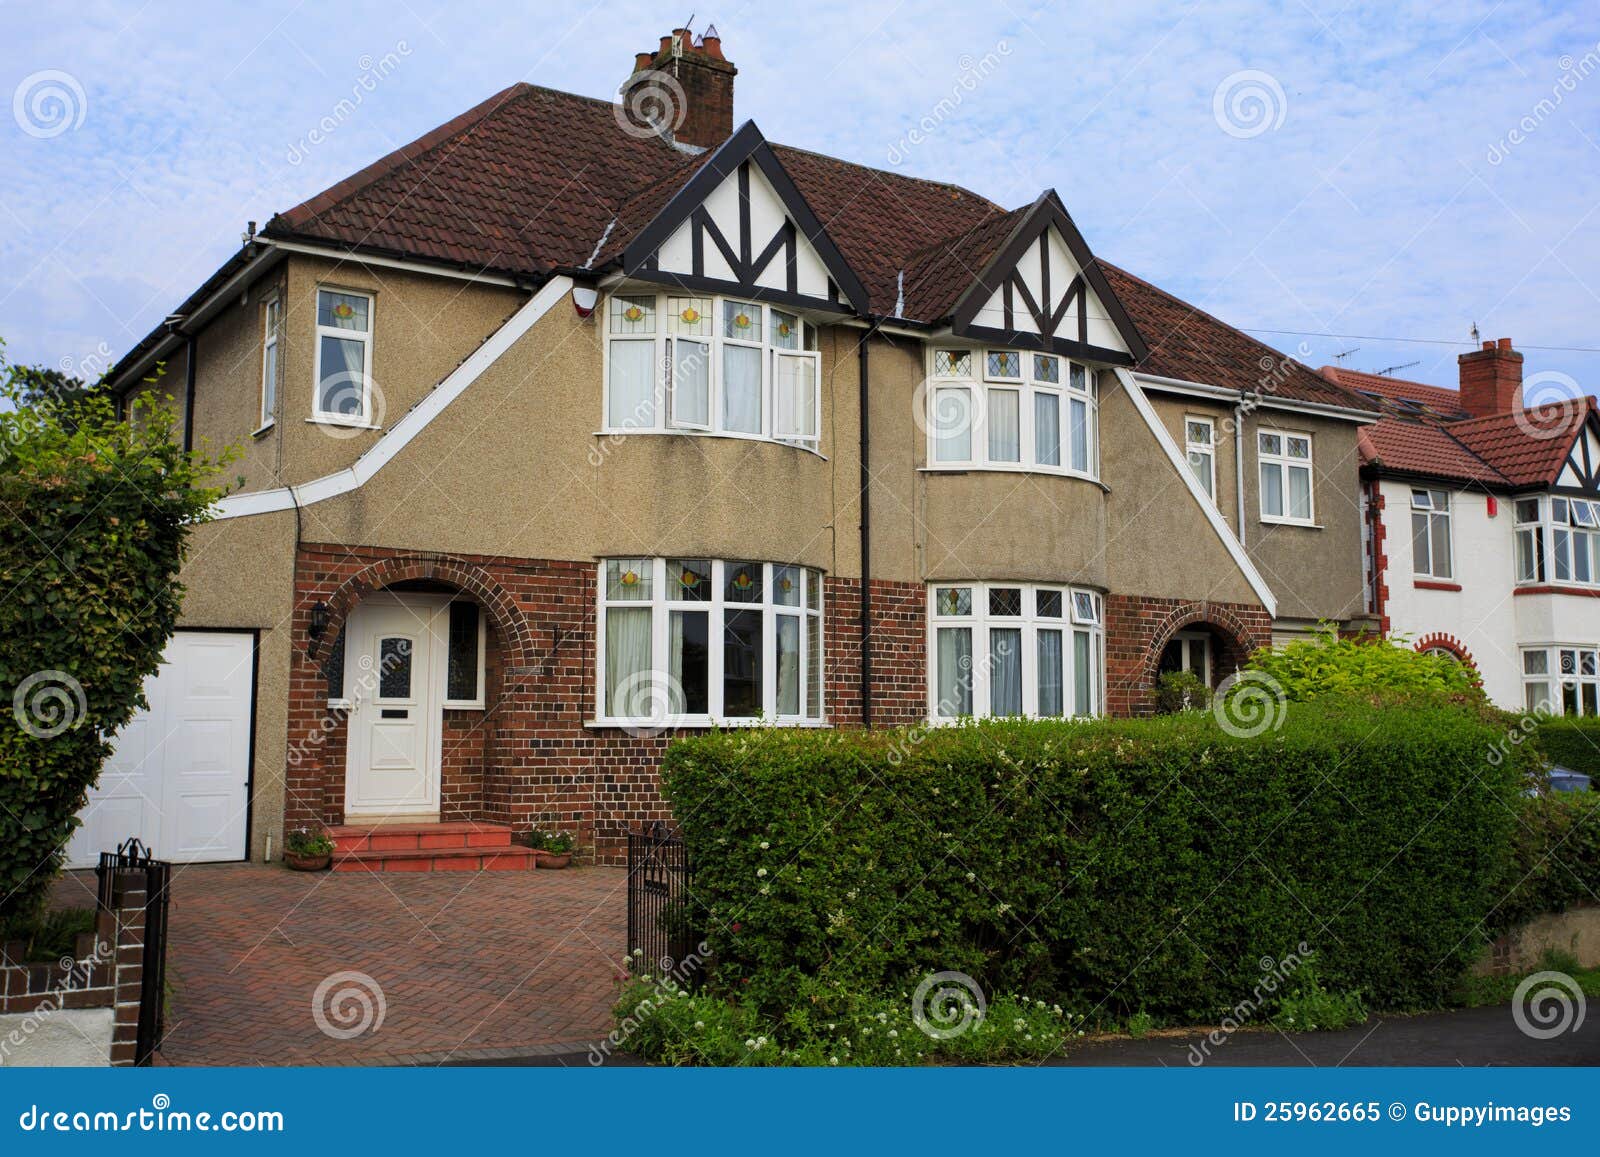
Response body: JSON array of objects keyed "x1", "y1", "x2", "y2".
[
  {"x1": 1104, "y1": 594, "x2": 1273, "y2": 716},
  {"x1": 824, "y1": 577, "x2": 927, "y2": 728}
]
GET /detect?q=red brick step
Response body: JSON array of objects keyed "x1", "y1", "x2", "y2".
[{"x1": 326, "y1": 822, "x2": 536, "y2": 872}]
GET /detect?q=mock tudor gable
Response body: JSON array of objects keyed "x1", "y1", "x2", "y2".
[
  {"x1": 1555, "y1": 412, "x2": 1600, "y2": 494},
  {"x1": 616, "y1": 122, "x2": 869, "y2": 314}
]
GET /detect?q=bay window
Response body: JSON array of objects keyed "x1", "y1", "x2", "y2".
[
  {"x1": 928, "y1": 582, "x2": 1102, "y2": 719},
  {"x1": 928, "y1": 348, "x2": 1098, "y2": 476},
  {"x1": 1410, "y1": 488, "x2": 1453, "y2": 579},
  {"x1": 597, "y1": 558, "x2": 824, "y2": 724},
  {"x1": 1522, "y1": 646, "x2": 1600, "y2": 716},
  {"x1": 604, "y1": 293, "x2": 820, "y2": 447},
  {"x1": 1258, "y1": 429, "x2": 1313, "y2": 523},
  {"x1": 1513, "y1": 496, "x2": 1600, "y2": 588}
]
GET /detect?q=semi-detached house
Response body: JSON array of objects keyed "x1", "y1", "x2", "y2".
[{"x1": 80, "y1": 27, "x2": 1380, "y2": 869}]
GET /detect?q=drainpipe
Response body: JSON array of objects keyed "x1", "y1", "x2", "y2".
[
  {"x1": 857, "y1": 324, "x2": 878, "y2": 728},
  {"x1": 181, "y1": 333, "x2": 198, "y2": 453},
  {"x1": 1233, "y1": 398, "x2": 1248, "y2": 546}
]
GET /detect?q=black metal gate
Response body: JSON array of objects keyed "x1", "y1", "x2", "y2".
[
  {"x1": 96, "y1": 838, "x2": 171, "y2": 1066},
  {"x1": 626, "y1": 823, "x2": 704, "y2": 988}
]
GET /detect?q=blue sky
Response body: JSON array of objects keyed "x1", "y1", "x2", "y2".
[{"x1": 2, "y1": 0, "x2": 1597, "y2": 395}]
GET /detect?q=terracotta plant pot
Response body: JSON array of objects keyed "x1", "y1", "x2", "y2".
[
  {"x1": 284, "y1": 852, "x2": 331, "y2": 871},
  {"x1": 534, "y1": 851, "x2": 572, "y2": 869}
]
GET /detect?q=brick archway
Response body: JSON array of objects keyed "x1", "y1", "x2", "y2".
[
  {"x1": 1141, "y1": 601, "x2": 1263, "y2": 687},
  {"x1": 1104, "y1": 595, "x2": 1274, "y2": 716},
  {"x1": 305, "y1": 552, "x2": 536, "y2": 673},
  {"x1": 1414, "y1": 632, "x2": 1478, "y2": 672}
]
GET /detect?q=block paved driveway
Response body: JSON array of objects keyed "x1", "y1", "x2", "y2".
[{"x1": 54, "y1": 863, "x2": 627, "y2": 1066}]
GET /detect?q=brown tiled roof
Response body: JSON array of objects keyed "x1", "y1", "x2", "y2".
[
  {"x1": 1101, "y1": 265, "x2": 1374, "y2": 411},
  {"x1": 211, "y1": 78, "x2": 1373, "y2": 416},
  {"x1": 1326, "y1": 363, "x2": 1593, "y2": 487}
]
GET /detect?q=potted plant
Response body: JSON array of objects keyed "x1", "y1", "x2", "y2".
[
  {"x1": 283, "y1": 827, "x2": 335, "y2": 871},
  {"x1": 525, "y1": 829, "x2": 574, "y2": 869}
]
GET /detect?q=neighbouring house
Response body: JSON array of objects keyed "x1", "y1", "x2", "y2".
[
  {"x1": 1328, "y1": 340, "x2": 1600, "y2": 713},
  {"x1": 79, "y1": 26, "x2": 1378, "y2": 869}
]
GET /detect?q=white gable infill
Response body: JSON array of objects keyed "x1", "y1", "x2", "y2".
[
  {"x1": 1114, "y1": 367, "x2": 1278, "y2": 616},
  {"x1": 950, "y1": 192, "x2": 1146, "y2": 366},
  {"x1": 213, "y1": 276, "x2": 572, "y2": 521},
  {"x1": 617, "y1": 121, "x2": 868, "y2": 314},
  {"x1": 1556, "y1": 410, "x2": 1600, "y2": 492}
]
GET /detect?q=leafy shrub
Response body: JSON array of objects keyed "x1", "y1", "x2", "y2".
[
  {"x1": 0, "y1": 355, "x2": 228, "y2": 922},
  {"x1": 1152, "y1": 670, "x2": 1210, "y2": 714},
  {"x1": 284, "y1": 828, "x2": 334, "y2": 857},
  {"x1": 1530, "y1": 716, "x2": 1600, "y2": 779},
  {"x1": 0, "y1": 905, "x2": 95, "y2": 962},
  {"x1": 1271, "y1": 963, "x2": 1366, "y2": 1031},
  {"x1": 609, "y1": 974, "x2": 1081, "y2": 1066},
  {"x1": 662, "y1": 698, "x2": 1528, "y2": 1022},
  {"x1": 1243, "y1": 627, "x2": 1480, "y2": 702},
  {"x1": 1489, "y1": 791, "x2": 1600, "y2": 935}
]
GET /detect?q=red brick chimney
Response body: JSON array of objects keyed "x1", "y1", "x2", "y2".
[
  {"x1": 621, "y1": 25, "x2": 736, "y2": 151},
  {"x1": 1458, "y1": 337, "x2": 1523, "y2": 417}
]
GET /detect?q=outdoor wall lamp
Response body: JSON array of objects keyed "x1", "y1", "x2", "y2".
[{"x1": 308, "y1": 601, "x2": 328, "y2": 641}]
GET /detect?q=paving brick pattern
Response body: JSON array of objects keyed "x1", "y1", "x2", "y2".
[{"x1": 54, "y1": 863, "x2": 627, "y2": 1067}]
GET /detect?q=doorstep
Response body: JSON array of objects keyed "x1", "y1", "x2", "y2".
[{"x1": 326, "y1": 821, "x2": 538, "y2": 872}]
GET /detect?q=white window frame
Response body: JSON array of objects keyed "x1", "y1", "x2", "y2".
[
  {"x1": 1549, "y1": 496, "x2": 1600, "y2": 587},
  {"x1": 258, "y1": 295, "x2": 280, "y2": 433},
  {"x1": 1515, "y1": 498, "x2": 1546, "y2": 585},
  {"x1": 601, "y1": 293, "x2": 821, "y2": 451},
  {"x1": 594, "y1": 558, "x2": 826, "y2": 726},
  {"x1": 926, "y1": 582, "x2": 1103, "y2": 720},
  {"x1": 441, "y1": 602, "x2": 488, "y2": 710},
  {"x1": 311, "y1": 286, "x2": 375, "y2": 425},
  {"x1": 1523, "y1": 644, "x2": 1600, "y2": 716},
  {"x1": 1258, "y1": 427, "x2": 1315, "y2": 525},
  {"x1": 1410, "y1": 488, "x2": 1453, "y2": 580},
  {"x1": 1185, "y1": 415, "x2": 1215, "y2": 499},
  {"x1": 924, "y1": 348, "x2": 1100, "y2": 480}
]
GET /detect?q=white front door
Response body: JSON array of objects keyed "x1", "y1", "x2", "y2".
[
  {"x1": 67, "y1": 631, "x2": 254, "y2": 868},
  {"x1": 343, "y1": 597, "x2": 445, "y2": 819}
]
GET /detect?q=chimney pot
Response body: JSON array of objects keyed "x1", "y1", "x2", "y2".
[
  {"x1": 1497, "y1": 337, "x2": 1513, "y2": 351},
  {"x1": 634, "y1": 52, "x2": 653, "y2": 73},
  {"x1": 659, "y1": 35, "x2": 672, "y2": 53},
  {"x1": 1482, "y1": 340, "x2": 1493, "y2": 351},
  {"x1": 628, "y1": 27, "x2": 737, "y2": 150},
  {"x1": 702, "y1": 34, "x2": 723, "y2": 60}
]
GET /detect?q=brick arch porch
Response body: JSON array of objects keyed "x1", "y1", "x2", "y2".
[{"x1": 1104, "y1": 595, "x2": 1273, "y2": 716}]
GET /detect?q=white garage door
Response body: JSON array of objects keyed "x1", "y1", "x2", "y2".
[{"x1": 66, "y1": 631, "x2": 254, "y2": 868}]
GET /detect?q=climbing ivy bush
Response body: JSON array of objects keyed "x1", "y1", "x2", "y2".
[
  {"x1": 663, "y1": 698, "x2": 1530, "y2": 1023},
  {"x1": 0, "y1": 348, "x2": 229, "y2": 922}
]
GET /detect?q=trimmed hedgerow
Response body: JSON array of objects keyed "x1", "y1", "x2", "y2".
[
  {"x1": 662, "y1": 698, "x2": 1530, "y2": 1022},
  {"x1": 1489, "y1": 791, "x2": 1600, "y2": 935},
  {"x1": 1531, "y1": 716, "x2": 1600, "y2": 779}
]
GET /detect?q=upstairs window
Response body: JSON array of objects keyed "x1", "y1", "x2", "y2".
[
  {"x1": 259, "y1": 297, "x2": 280, "y2": 430},
  {"x1": 1551, "y1": 497, "x2": 1600, "y2": 585},
  {"x1": 1410, "y1": 488, "x2": 1453, "y2": 579},
  {"x1": 1185, "y1": 416, "x2": 1215, "y2": 498},
  {"x1": 1258, "y1": 429, "x2": 1313, "y2": 524},
  {"x1": 604, "y1": 294, "x2": 820, "y2": 448},
  {"x1": 929, "y1": 349, "x2": 1098, "y2": 477},
  {"x1": 1515, "y1": 498, "x2": 1545, "y2": 584},
  {"x1": 313, "y1": 288, "x2": 374, "y2": 423}
]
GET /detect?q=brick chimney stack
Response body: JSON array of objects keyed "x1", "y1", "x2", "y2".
[
  {"x1": 1458, "y1": 337, "x2": 1524, "y2": 417},
  {"x1": 621, "y1": 25, "x2": 736, "y2": 151}
]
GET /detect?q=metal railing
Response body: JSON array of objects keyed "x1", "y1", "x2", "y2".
[
  {"x1": 625, "y1": 823, "x2": 705, "y2": 988},
  {"x1": 95, "y1": 838, "x2": 171, "y2": 1066}
]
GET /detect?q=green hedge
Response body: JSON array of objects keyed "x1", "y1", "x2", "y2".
[
  {"x1": 1532, "y1": 716, "x2": 1600, "y2": 779},
  {"x1": 1491, "y1": 791, "x2": 1600, "y2": 934},
  {"x1": 662, "y1": 699, "x2": 1530, "y2": 1020}
]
